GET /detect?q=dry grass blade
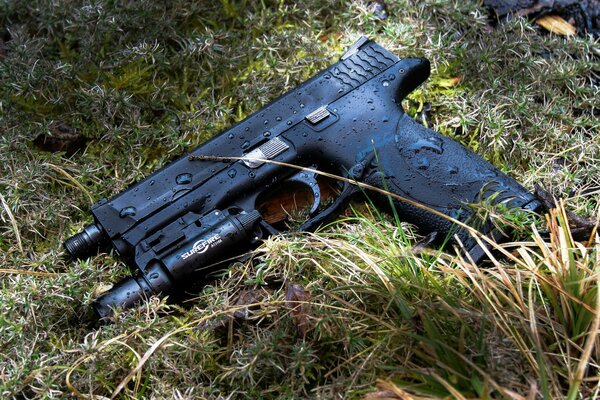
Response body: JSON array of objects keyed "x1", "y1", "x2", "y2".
[
  {"x1": 193, "y1": 155, "x2": 596, "y2": 314},
  {"x1": 44, "y1": 163, "x2": 94, "y2": 204},
  {"x1": 189, "y1": 155, "x2": 503, "y2": 245},
  {"x1": 66, "y1": 330, "x2": 140, "y2": 399},
  {"x1": 0, "y1": 192, "x2": 24, "y2": 255},
  {"x1": 0, "y1": 268, "x2": 59, "y2": 277},
  {"x1": 110, "y1": 302, "x2": 288, "y2": 398},
  {"x1": 567, "y1": 278, "x2": 600, "y2": 399},
  {"x1": 364, "y1": 379, "x2": 425, "y2": 399},
  {"x1": 440, "y1": 201, "x2": 599, "y2": 398}
]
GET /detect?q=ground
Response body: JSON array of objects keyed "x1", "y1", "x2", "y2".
[{"x1": 0, "y1": 0, "x2": 598, "y2": 399}]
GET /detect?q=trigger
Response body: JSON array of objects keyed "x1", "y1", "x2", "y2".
[{"x1": 287, "y1": 165, "x2": 321, "y2": 216}]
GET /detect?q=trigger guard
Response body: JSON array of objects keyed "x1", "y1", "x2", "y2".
[
  {"x1": 298, "y1": 158, "x2": 372, "y2": 232},
  {"x1": 286, "y1": 165, "x2": 321, "y2": 216}
]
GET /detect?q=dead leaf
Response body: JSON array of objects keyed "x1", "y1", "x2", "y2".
[
  {"x1": 536, "y1": 14, "x2": 576, "y2": 36},
  {"x1": 285, "y1": 283, "x2": 312, "y2": 337},
  {"x1": 231, "y1": 287, "x2": 272, "y2": 320},
  {"x1": 318, "y1": 32, "x2": 342, "y2": 43},
  {"x1": 33, "y1": 123, "x2": 88, "y2": 156},
  {"x1": 435, "y1": 76, "x2": 462, "y2": 88}
]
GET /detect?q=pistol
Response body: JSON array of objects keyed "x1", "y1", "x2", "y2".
[{"x1": 64, "y1": 37, "x2": 541, "y2": 319}]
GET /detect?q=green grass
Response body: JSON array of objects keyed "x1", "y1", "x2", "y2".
[{"x1": 1, "y1": 0, "x2": 599, "y2": 398}]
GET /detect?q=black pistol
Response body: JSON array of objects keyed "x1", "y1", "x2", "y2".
[{"x1": 64, "y1": 37, "x2": 540, "y2": 319}]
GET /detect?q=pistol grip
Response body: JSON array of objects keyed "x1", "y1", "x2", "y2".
[{"x1": 366, "y1": 114, "x2": 540, "y2": 262}]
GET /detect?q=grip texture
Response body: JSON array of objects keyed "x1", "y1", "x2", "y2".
[{"x1": 365, "y1": 114, "x2": 540, "y2": 261}]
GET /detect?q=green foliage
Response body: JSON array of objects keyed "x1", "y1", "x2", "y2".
[{"x1": 0, "y1": 0, "x2": 598, "y2": 398}]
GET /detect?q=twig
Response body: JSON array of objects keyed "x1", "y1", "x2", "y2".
[{"x1": 0, "y1": 268, "x2": 58, "y2": 277}]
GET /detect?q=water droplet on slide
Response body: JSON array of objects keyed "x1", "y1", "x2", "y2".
[
  {"x1": 176, "y1": 173, "x2": 192, "y2": 185},
  {"x1": 119, "y1": 206, "x2": 137, "y2": 218}
]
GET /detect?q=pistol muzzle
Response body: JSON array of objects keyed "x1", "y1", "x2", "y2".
[{"x1": 64, "y1": 223, "x2": 106, "y2": 259}]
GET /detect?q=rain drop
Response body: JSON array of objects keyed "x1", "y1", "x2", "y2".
[
  {"x1": 409, "y1": 138, "x2": 443, "y2": 154},
  {"x1": 119, "y1": 206, "x2": 137, "y2": 218},
  {"x1": 176, "y1": 173, "x2": 192, "y2": 185}
]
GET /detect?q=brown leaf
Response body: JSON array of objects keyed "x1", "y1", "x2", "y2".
[
  {"x1": 318, "y1": 32, "x2": 342, "y2": 43},
  {"x1": 411, "y1": 231, "x2": 438, "y2": 255},
  {"x1": 536, "y1": 14, "x2": 576, "y2": 36},
  {"x1": 33, "y1": 123, "x2": 88, "y2": 156},
  {"x1": 231, "y1": 287, "x2": 272, "y2": 320},
  {"x1": 285, "y1": 283, "x2": 312, "y2": 337},
  {"x1": 436, "y1": 76, "x2": 462, "y2": 88}
]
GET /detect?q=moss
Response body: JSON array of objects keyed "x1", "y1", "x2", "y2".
[{"x1": 1, "y1": 0, "x2": 598, "y2": 398}]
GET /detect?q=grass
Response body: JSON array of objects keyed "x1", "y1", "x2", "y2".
[{"x1": 0, "y1": 0, "x2": 599, "y2": 398}]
